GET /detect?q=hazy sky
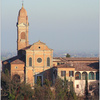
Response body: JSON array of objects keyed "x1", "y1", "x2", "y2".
[{"x1": 1, "y1": 0, "x2": 99, "y2": 53}]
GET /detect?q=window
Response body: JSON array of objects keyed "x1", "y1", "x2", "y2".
[
  {"x1": 15, "y1": 66, "x2": 18, "y2": 69},
  {"x1": 57, "y1": 63, "x2": 60, "y2": 65},
  {"x1": 76, "y1": 85, "x2": 79, "y2": 88},
  {"x1": 82, "y1": 72, "x2": 87, "y2": 80},
  {"x1": 38, "y1": 47, "x2": 41, "y2": 49},
  {"x1": 29, "y1": 57, "x2": 32, "y2": 66},
  {"x1": 75, "y1": 72, "x2": 81, "y2": 80},
  {"x1": 37, "y1": 58, "x2": 42, "y2": 63},
  {"x1": 69, "y1": 71, "x2": 74, "y2": 77},
  {"x1": 96, "y1": 72, "x2": 99, "y2": 80},
  {"x1": 61, "y1": 71, "x2": 66, "y2": 77},
  {"x1": 61, "y1": 63, "x2": 64, "y2": 65},
  {"x1": 47, "y1": 57, "x2": 50, "y2": 66},
  {"x1": 89, "y1": 72, "x2": 94, "y2": 80}
]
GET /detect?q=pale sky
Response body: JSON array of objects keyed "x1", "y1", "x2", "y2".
[{"x1": 1, "y1": 0, "x2": 99, "y2": 54}]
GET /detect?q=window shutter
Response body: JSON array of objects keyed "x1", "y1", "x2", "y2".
[
  {"x1": 61, "y1": 71, "x2": 66, "y2": 77},
  {"x1": 61, "y1": 71, "x2": 63, "y2": 76},
  {"x1": 69, "y1": 71, "x2": 74, "y2": 77},
  {"x1": 79, "y1": 73, "x2": 81, "y2": 79},
  {"x1": 96, "y1": 72, "x2": 99, "y2": 80},
  {"x1": 72, "y1": 71, "x2": 74, "y2": 76},
  {"x1": 89, "y1": 73, "x2": 91, "y2": 79},
  {"x1": 64, "y1": 71, "x2": 66, "y2": 76},
  {"x1": 69, "y1": 71, "x2": 71, "y2": 77},
  {"x1": 92, "y1": 73, "x2": 94, "y2": 80}
]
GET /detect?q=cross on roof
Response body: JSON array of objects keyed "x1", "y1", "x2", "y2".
[{"x1": 22, "y1": 0, "x2": 24, "y2": 7}]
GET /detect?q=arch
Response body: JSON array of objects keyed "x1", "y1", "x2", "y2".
[
  {"x1": 12, "y1": 74, "x2": 20, "y2": 82},
  {"x1": 89, "y1": 72, "x2": 94, "y2": 80},
  {"x1": 47, "y1": 57, "x2": 50, "y2": 66},
  {"x1": 29, "y1": 57, "x2": 32, "y2": 66},
  {"x1": 96, "y1": 72, "x2": 99, "y2": 80},
  {"x1": 21, "y1": 32, "x2": 25, "y2": 39},
  {"x1": 75, "y1": 72, "x2": 81, "y2": 80},
  {"x1": 82, "y1": 72, "x2": 87, "y2": 80}
]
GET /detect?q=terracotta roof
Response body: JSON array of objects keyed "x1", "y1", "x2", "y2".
[
  {"x1": 54, "y1": 64, "x2": 75, "y2": 68},
  {"x1": 74, "y1": 62, "x2": 99, "y2": 71},
  {"x1": 53, "y1": 57, "x2": 60, "y2": 59},
  {"x1": 19, "y1": 6, "x2": 27, "y2": 16},
  {"x1": 53, "y1": 61, "x2": 64, "y2": 62},
  {"x1": 33, "y1": 40, "x2": 46, "y2": 45},
  {"x1": 2, "y1": 55, "x2": 25, "y2": 65},
  {"x1": 63, "y1": 57, "x2": 99, "y2": 61},
  {"x1": 3, "y1": 61, "x2": 8, "y2": 64},
  {"x1": 22, "y1": 45, "x2": 31, "y2": 50},
  {"x1": 53, "y1": 57, "x2": 99, "y2": 62},
  {"x1": 11, "y1": 59, "x2": 24, "y2": 64},
  {"x1": 53, "y1": 57, "x2": 64, "y2": 62},
  {"x1": 53, "y1": 62, "x2": 99, "y2": 71}
]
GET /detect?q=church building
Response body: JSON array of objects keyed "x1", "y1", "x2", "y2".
[
  {"x1": 2, "y1": 4, "x2": 99, "y2": 96},
  {"x1": 3, "y1": 5, "x2": 53, "y2": 87}
]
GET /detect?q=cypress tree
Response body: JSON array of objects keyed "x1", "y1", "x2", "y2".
[
  {"x1": 69, "y1": 80, "x2": 77, "y2": 100},
  {"x1": 85, "y1": 75, "x2": 88, "y2": 100}
]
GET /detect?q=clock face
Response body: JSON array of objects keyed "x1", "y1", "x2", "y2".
[{"x1": 37, "y1": 58, "x2": 42, "y2": 63}]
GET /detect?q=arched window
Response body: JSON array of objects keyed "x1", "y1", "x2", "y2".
[
  {"x1": 21, "y1": 32, "x2": 25, "y2": 39},
  {"x1": 75, "y1": 72, "x2": 81, "y2": 80},
  {"x1": 89, "y1": 72, "x2": 94, "y2": 80},
  {"x1": 82, "y1": 72, "x2": 87, "y2": 80},
  {"x1": 29, "y1": 57, "x2": 32, "y2": 66},
  {"x1": 47, "y1": 57, "x2": 50, "y2": 66},
  {"x1": 96, "y1": 72, "x2": 99, "y2": 80}
]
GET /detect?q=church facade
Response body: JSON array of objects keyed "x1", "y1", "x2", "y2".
[{"x1": 2, "y1": 5, "x2": 99, "y2": 96}]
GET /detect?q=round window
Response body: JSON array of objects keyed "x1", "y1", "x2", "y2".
[
  {"x1": 37, "y1": 58, "x2": 42, "y2": 63},
  {"x1": 15, "y1": 66, "x2": 18, "y2": 69}
]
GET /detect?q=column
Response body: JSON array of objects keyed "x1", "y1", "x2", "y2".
[
  {"x1": 94, "y1": 72, "x2": 96, "y2": 80},
  {"x1": 80, "y1": 71, "x2": 83, "y2": 80}
]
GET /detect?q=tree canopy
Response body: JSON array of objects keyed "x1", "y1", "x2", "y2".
[{"x1": 66, "y1": 53, "x2": 71, "y2": 57}]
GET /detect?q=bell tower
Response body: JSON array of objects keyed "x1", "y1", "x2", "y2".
[{"x1": 17, "y1": 4, "x2": 29, "y2": 52}]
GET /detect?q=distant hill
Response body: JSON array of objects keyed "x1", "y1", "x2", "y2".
[
  {"x1": 1, "y1": 51, "x2": 17, "y2": 61},
  {"x1": 53, "y1": 51, "x2": 99, "y2": 58},
  {"x1": 1, "y1": 51, "x2": 98, "y2": 61}
]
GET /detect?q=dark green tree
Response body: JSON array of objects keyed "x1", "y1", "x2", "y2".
[
  {"x1": 63, "y1": 77, "x2": 68, "y2": 97},
  {"x1": 37, "y1": 77, "x2": 42, "y2": 86},
  {"x1": 4, "y1": 68, "x2": 9, "y2": 76},
  {"x1": 1, "y1": 71, "x2": 34, "y2": 100},
  {"x1": 69, "y1": 78, "x2": 77, "y2": 100},
  {"x1": 16, "y1": 83, "x2": 34, "y2": 100},
  {"x1": 44, "y1": 79, "x2": 51, "y2": 87},
  {"x1": 34, "y1": 79, "x2": 54, "y2": 100},
  {"x1": 66, "y1": 53, "x2": 71, "y2": 57},
  {"x1": 55, "y1": 77, "x2": 66, "y2": 100},
  {"x1": 85, "y1": 76, "x2": 88, "y2": 100}
]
